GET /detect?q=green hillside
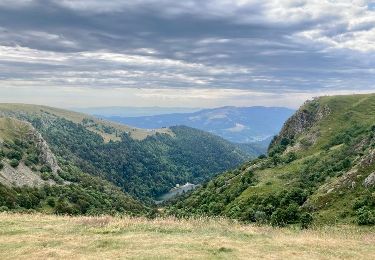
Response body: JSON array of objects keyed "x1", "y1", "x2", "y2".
[
  {"x1": 0, "y1": 104, "x2": 248, "y2": 204},
  {"x1": 0, "y1": 117, "x2": 146, "y2": 215},
  {"x1": 167, "y1": 94, "x2": 375, "y2": 226}
]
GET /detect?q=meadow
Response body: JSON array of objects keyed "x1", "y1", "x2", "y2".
[{"x1": 0, "y1": 213, "x2": 374, "y2": 259}]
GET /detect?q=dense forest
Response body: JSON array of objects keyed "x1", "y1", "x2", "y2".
[{"x1": 37, "y1": 118, "x2": 247, "y2": 202}]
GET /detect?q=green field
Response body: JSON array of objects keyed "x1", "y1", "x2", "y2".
[{"x1": 0, "y1": 213, "x2": 374, "y2": 259}]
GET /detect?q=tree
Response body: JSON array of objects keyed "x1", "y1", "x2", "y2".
[{"x1": 10, "y1": 159, "x2": 19, "y2": 168}]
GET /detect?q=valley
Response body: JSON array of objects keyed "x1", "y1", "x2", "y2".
[
  {"x1": 0, "y1": 94, "x2": 374, "y2": 259},
  {"x1": 1, "y1": 1, "x2": 374, "y2": 258},
  {"x1": 0, "y1": 104, "x2": 248, "y2": 211}
]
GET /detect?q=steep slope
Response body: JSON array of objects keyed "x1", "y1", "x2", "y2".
[
  {"x1": 0, "y1": 104, "x2": 248, "y2": 203},
  {"x1": 0, "y1": 117, "x2": 146, "y2": 215},
  {"x1": 168, "y1": 94, "x2": 375, "y2": 226},
  {"x1": 103, "y1": 106, "x2": 295, "y2": 148}
]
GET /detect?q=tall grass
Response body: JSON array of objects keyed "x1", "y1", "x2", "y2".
[{"x1": 0, "y1": 213, "x2": 374, "y2": 259}]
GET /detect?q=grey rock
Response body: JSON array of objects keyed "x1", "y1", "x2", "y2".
[
  {"x1": 363, "y1": 172, "x2": 375, "y2": 188},
  {"x1": 25, "y1": 122, "x2": 61, "y2": 174}
]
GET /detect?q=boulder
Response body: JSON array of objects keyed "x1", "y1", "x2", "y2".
[{"x1": 363, "y1": 172, "x2": 375, "y2": 188}]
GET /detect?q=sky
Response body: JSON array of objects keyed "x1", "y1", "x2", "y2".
[{"x1": 0, "y1": 0, "x2": 374, "y2": 108}]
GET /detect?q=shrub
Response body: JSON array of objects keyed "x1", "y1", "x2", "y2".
[
  {"x1": 0, "y1": 161, "x2": 4, "y2": 170},
  {"x1": 55, "y1": 199, "x2": 79, "y2": 215},
  {"x1": 300, "y1": 212, "x2": 313, "y2": 229},
  {"x1": 271, "y1": 208, "x2": 288, "y2": 227},
  {"x1": 285, "y1": 152, "x2": 297, "y2": 163},
  {"x1": 24, "y1": 160, "x2": 33, "y2": 167},
  {"x1": 47, "y1": 197, "x2": 56, "y2": 207},
  {"x1": 254, "y1": 211, "x2": 268, "y2": 224},
  {"x1": 41, "y1": 172, "x2": 51, "y2": 180},
  {"x1": 6, "y1": 150, "x2": 22, "y2": 161},
  {"x1": 356, "y1": 208, "x2": 375, "y2": 225},
  {"x1": 284, "y1": 203, "x2": 300, "y2": 222},
  {"x1": 26, "y1": 154, "x2": 39, "y2": 164},
  {"x1": 10, "y1": 159, "x2": 19, "y2": 168},
  {"x1": 40, "y1": 165, "x2": 52, "y2": 173},
  {"x1": 0, "y1": 206, "x2": 9, "y2": 212},
  {"x1": 258, "y1": 154, "x2": 267, "y2": 159}
]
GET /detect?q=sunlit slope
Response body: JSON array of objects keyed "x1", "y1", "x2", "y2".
[
  {"x1": 0, "y1": 214, "x2": 374, "y2": 260},
  {"x1": 169, "y1": 94, "x2": 375, "y2": 226},
  {"x1": 0, "y1": 103, "x2": 173, "y2": 142}
]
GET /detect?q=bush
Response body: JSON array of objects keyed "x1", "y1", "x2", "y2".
[
  {"x1": 271, "y1": 208, "x2": 288, "y2": 227},
  {"x1": 47, "y1": 197, "x2": 56, "y2": 207},
  {"x1": 6, "y1": 150, "x2": 22, "y2": 161},
  {"x1": 300, "y1": 212, "x2": 313, "y2": 229},
  {"x1": 254, "y1": 211, "x2": 268, "y2": 224},
  {"x1": 26, "y1": 154, "x2": 39, "y2": 164},
  {"x1": 55, "y1": 199, "x2": 79, "y2": 215},
  {"x1": 41, "y1": 172, "x2": 51, "y2": 181},
  {"x1": 0, "y1": 161, "x2": 4, "y2": 170},
  {"x1": 10, "y1": 159, "x2": 20, "y2": 168},
  {"x1": 258, "y1": 154, "x2": 267, "y2": 159},
  {"x1": 24, "y1": 160, "x2": 33, "y2": 167},
  {"x1": 356, "y1": 208, "x2": 375, "y2": 225},
  {"x1": 0, "y1": 206, "x2": 9, "y2": 212},
  {"x1": 40, "y1": 165, "x2": 52, "y2": 173}
]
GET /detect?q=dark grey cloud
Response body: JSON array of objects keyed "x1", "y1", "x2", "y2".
[{"x1": 0, "y1": 0, "x2": 374, "y2": 101}]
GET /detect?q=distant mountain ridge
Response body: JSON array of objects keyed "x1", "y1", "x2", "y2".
[
  {"x1": 102, "y1": 106, "x2": 295, "y2": 146},
  {"x1": 73, "y1": 107, "x2": 201, "y2": 117}
]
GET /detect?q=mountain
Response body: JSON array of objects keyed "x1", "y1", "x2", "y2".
[
  {"x1": 73, "y1": 106, "x2": 201, "y2": 117},
  {"x1": 167, "y1": 94, "x2": 375, "y2": 227},
  {"x1": 102, "y1": 106, "x2": 295, "y2": 153},
  {"x1": 0, "y1": 104, "x2": 248, "y2": 206}
]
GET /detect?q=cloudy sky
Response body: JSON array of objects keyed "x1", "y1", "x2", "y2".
[{"x1": 0, "y1": 0, "x2": 374, "y2": 108}]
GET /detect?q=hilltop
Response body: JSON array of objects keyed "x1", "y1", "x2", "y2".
[
  {"x1": 168, "y1": 94, "x2": 375, "y2": 226},
  {"x1": 0, "y1": 103, "x2": 173, "y2": 143}
]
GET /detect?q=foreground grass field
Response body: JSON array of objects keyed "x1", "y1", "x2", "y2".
[{"x1": 0, "y1": 213, "x2": 374, "y2": 259}]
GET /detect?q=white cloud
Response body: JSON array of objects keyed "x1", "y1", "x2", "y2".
[{"x1": 0, "y1": 0, "x2": 374, "y2": 108}]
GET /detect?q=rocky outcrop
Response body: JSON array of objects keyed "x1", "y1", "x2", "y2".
[
  {"x1": 0, "y1": 161, "x2": 54, "y2": 187},
  {"x1": 363, "y1": 172, "x2": 375, "y2": 188},
  {"x1": 26, "y1": 124, "x2": 61, "y2": 175},
  {"x1": 360, "y1": 149, "x2": 375, "y2": 168},
  {"x1": 269, "y1": 98, "x2": 330, "y2": 151}
]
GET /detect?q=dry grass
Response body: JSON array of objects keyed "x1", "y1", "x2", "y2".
[{"x1": 0, "y1": 213, "x2": 374, "y2": 259}]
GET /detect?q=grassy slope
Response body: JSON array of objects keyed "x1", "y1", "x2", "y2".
[
  {"x1": 0, "y1": 117, "x2": 30, "y2": 142},
  {"x1": 0, "y1": 213, "x2": 374, "y2": 260},
  {"x1": 168, "y1": 94, "x2": 375, "y2": 225},
  {"x1": 0, "y1": 103, "x2": 173, "y2": 142}
]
